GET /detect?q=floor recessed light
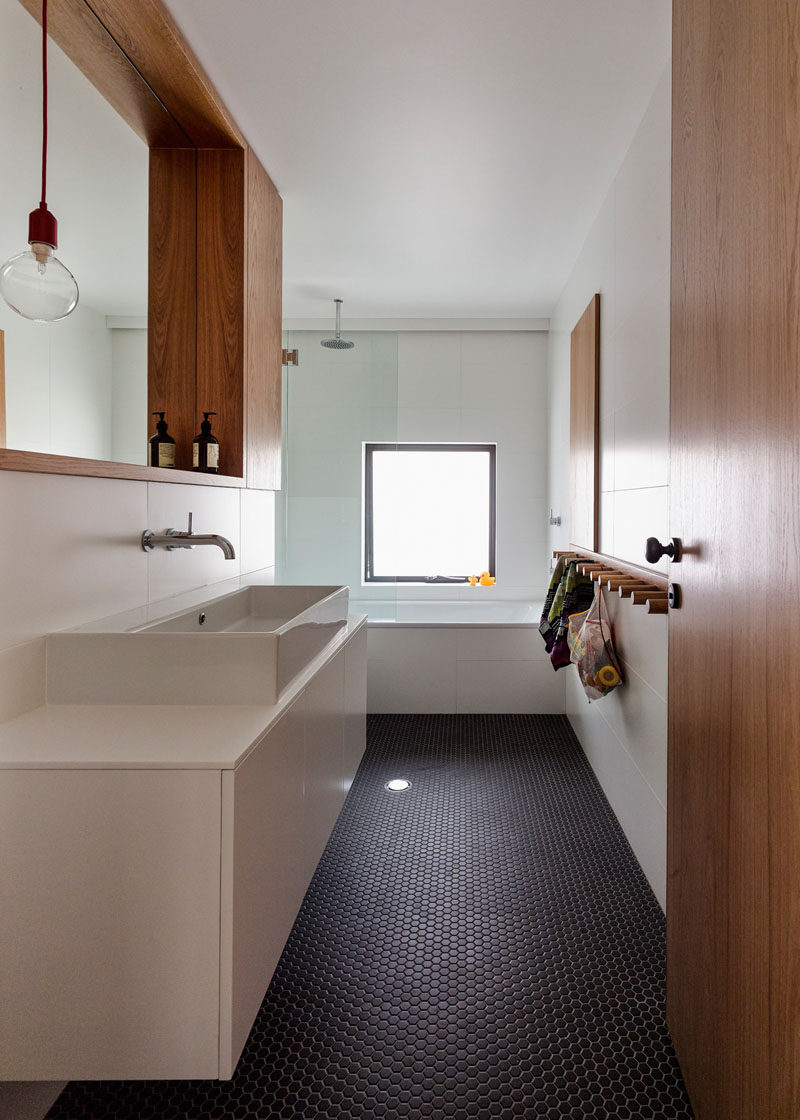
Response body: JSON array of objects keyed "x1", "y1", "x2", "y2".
[{"x1": 384, "y1": 778, "x2": 412, "y2": 792}]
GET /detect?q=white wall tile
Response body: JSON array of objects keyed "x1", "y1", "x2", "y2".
[
  {"x1": 146, "y1": 482, "x2": 241, "y2": 602},
  {"x1": 611, "y1": 264, "x2": 670, "y2": 413},
  {"x1": 612, "y1": 486, "x2": 669, "y2": 573},
  {"x1": 460, "y1": 363, "x2": 545, "y2": 410},
  {"x1": 397, "y1": 361, "x2": 460, "y2": 409},
  {"x1": 287, "y1": 498, "x2": 361, "y2": 543},
  {"x1": 368, "y1": 657, "x2": 458, "y2": 714},
  {"x1": 496, "y1": 540, "x2": 550, "y2": 589},
  {"x1": 600, "y1": 413, "x2": 615, "y2": 493},
  {"x1": 547, "y1": 64, "x2": 671, "y2": 906},
  {"x1": 455, "y1": 627, "x2": 550, "y2": 662},
  {"x1": 288, "y1": 361, "x2": 398, "y2": 409},
  {"x1": 396, "y1": 407, "x2": 461, "y2": 442},
  {"x1": 367, "y1": 627, "x2": 457, "y2": 662},
  {"x1": 596, "y1": 662, "x2": 668, "y2": 806},
  {"x1": 456, "y1": 660, "x2": 565, "y2": 714},
  {"x1": 566, "y1": 669, "x2": 666, "y2": 910},
  {"x1": 612, "y1": 391, "x2": 669, "y2": 492},
  {"x1": 240, "y1": 489, "x2": 276, "y2": 574},
  {"x1": 497, "y1": 496, "x2": 548, "y2": 544},
  {"x1": 460, "y1": 331, "x2": 544, "y2": 366},
  {"x1": 499, "y1": 453, "x2": 548, "y2": 499},
  {"x1": 287, "y1": 536, "x2": 359, "y2": 575},
  {"x1": 398, "y1": 331, "x2": 461, "y2": 370},
  {"x1": 615, "y1": 69, "x2": 671, "y2": 334},
  {"x1": 599, "y1": 492, "x2": 615, "y2": 556},
  {"x1": 288, "y1": 406, "x2": 396, "y2": 452},
  {"x1": 287, "y1": 451, "x2": 362, "y2": 498},
  {"x1": 603, "y1": 592, "x2": 668, "y2": 701},
  {"x1": 0, "y1": 472, "x2": 148, "y2": 650},
  {"x1": 459, "y1": 407, "x2": 547, "y2": 453},
  {"x1": 397, "y1": 332, "x2": 461, "y2": 407}
]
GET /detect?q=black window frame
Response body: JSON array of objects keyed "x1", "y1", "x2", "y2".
[{"x1": 364, "y1": 442, "x2": 497, "y2": 584}]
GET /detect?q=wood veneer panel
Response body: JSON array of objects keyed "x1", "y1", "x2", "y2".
[
  {"x1": 83, "y1": 0, "x2": 244, "y2": 147},
  {"x1": 148, "y1": 148, "x2": 197, "y2": 473},
  {"x1": 0, "y1": 449, "x2": 243, "y2": 485},
  {"x1": 669, "y1": 1, "x2": 795, "y2": 1116},
  {"x1": 569, "y1": 295, "x2": 600, "y2": 552},
  {"x1": 16, "y1": 0, "x2": 188, "y2": 147},
  {"x1": 197, "y1": 150, "x2": 245, "y2": 479},
  {"x1": 245, "y1": 152, "x2": 282, "y2": 490}
]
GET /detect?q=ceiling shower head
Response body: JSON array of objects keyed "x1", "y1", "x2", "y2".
[{"x1": 321, "y1": 298, "x2": 355, "y2": 350}]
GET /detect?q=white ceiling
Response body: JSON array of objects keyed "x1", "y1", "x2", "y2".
[{"x1": 164, "y1": 0, "x2": 671, "y2": 320}]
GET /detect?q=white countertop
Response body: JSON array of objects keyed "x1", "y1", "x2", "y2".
[{"x1": 0, "y1": 615, "x2": 366, "y2": 771}]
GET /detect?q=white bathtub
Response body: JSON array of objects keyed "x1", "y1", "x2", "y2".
[
  {"x1": 351, "y1": 599, "x2": 565, "y2": 715},
  {"x1": 351, "y1": 599, "x2": 541, "y2": 626}
]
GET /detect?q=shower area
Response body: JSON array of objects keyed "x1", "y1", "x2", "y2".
[
  {"x1": 276, "y1": 324, "x2": 401, "y2": 605},
  {"x1": 277, "y1": 323, "x2": 561, "y2": 714}
]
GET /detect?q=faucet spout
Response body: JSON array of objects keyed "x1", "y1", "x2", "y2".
[
  {"x1": 141, "y1": 512, "x2": 236, "y2": 559},
  {"x1": 187, "y1": 533, "x2": 236, "y2": 560}
]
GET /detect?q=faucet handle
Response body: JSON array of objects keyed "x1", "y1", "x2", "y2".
[{"x1": 187, "y1": 512, "x2": 193, "y2": 535}]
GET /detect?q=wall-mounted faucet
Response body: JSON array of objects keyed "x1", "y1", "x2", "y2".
[{"x1": 141, "y1": 513, "x2": 236, "y2": 560}]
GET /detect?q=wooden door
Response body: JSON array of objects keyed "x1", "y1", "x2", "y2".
[{"x1": 669, "y1": 2, "x2": 800, "y2": 1117}]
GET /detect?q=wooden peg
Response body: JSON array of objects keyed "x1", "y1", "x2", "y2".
[
  {"x1": 630, "y1": 589, "x2": 668, "y2": 605},
  {"x1": 619, "y1": 583, "x2": 662, "y2": 598},
  {"x1": 646, "y1": 598, "x2": 668, "y2": 614}
]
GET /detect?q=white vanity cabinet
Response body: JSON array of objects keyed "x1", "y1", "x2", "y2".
[{"x1": 0, "y1": 620, "x2": 367, "y2": 1083}]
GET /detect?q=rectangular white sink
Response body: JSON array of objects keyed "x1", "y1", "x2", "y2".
[{"x1": 47, "y1": 585, "x2": 349, "y2": 705}]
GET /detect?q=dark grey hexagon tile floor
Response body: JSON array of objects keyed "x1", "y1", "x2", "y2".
[{"x1": 48, "y1": 714, "x2": 693, "y2": 1119}]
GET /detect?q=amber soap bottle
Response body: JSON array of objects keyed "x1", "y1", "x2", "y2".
[
  {"x1": 149, "y1": 412, "x2": 175, "y2": 468},
  {"x1": 193, "y1": 411, "x2": 219, "y2": 473}
]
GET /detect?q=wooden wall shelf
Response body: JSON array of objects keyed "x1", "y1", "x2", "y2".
[{"x1": 553, "y1": 547, "x2": 669, "y2": 616}]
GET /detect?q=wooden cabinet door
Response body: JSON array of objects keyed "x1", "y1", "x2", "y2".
[{"x1": 668, "y1": 2, "x2": 800, "y2": 1116}]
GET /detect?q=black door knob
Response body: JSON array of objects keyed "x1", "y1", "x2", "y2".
[{"x1": 645, "y1": 536, "x2": 683, "y2": 563}]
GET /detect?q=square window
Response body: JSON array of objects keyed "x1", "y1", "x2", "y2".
[{"x1": 364, "y1": 443, "x2": 496, "y2": 583}]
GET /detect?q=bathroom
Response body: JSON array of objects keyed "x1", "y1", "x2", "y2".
[{"x1": 1, "y1": 0, "x2": 793, "y2": 1118}]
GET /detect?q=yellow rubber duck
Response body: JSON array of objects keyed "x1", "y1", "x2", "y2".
[{"x1": 479, "y1": 571, "x2": 496, "y2": 586}]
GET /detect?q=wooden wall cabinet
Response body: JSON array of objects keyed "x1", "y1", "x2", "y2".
[{"x1": 150, "y1": 146, "x2": 283, "y2": 487}]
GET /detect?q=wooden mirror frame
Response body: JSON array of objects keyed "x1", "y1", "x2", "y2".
[{"x1": 1, "y1": 0, "x2": 282, "y2": 489}]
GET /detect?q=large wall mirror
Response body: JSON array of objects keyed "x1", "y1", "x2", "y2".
[
  {"x1": 0, "y1": 0, "x2": 149, "y2": 465},
  {"x1": 0, "y1": 0, "x2": 282, "y2": 490}
]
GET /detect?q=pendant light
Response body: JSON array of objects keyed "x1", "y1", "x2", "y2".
[{"x1": 0, "y1": 0, "x2": 79, "y2": 322}]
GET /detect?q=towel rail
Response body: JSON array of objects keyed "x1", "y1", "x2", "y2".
[{"x1": 553, "y1": 547, "x2": 668, "y2": 616}]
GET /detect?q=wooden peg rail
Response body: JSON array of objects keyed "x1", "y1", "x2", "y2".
[{"x1": 553, "y1": 548, "x2": 669, "y2": 616}]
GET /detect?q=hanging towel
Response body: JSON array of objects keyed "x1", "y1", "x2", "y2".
[
  {"x1": 539, "y1": 557, "x2": 569, "y2": 652},
  {"x1": 550, "y1": 562, "x2": 595, "y2": 670}
]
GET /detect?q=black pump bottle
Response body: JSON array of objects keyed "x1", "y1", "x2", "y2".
[
  {"x1": 193, "y1": 412, "x2": 219, "y2": 473},
  {"x1": 149, "y1": 412, "x2": 175, "y2": 468}
]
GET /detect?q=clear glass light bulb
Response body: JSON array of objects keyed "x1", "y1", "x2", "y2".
[{"x1": 0, "y1": 242, "x2": 79, "y2": 322}]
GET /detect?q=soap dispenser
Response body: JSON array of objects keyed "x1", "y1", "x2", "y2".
[
  {"x1": 193, "y1": 412, "x2": 219, "y2": 473},
  {"x1": 149, "y1": 412, "x2": 175, "y2": 468}
]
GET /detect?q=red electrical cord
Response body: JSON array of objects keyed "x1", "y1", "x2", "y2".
[{"x1": 40, "y1": 0, "x2": 48, "y2": 208}]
